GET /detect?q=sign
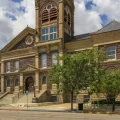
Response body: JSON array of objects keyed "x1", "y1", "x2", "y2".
[{"x1": 26, "y1": 90, "x2": 29, "y2": 95}]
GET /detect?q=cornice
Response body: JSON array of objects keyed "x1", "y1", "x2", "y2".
[
  {"x1": 35, "y1": 39, "x2": 61, "y2": 47},
  {"x1": 1, "y1": 48, "x2": 36, "y2": 61}
]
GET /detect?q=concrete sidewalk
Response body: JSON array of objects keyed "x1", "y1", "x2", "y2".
[{"x1": 0, "y1": 103, "x2": 78, "y2": 111}]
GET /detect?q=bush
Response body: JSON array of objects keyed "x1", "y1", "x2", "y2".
[{"x1": 92, "y1": 100, "x2": 120, "y2": 105}]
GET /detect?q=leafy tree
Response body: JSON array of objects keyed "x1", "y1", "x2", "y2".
[
  {"x1": 49, "y1": 48, "x2": 105, "y2": 110},
  {"x1": 90, "y1": 70, "x2": 120, "y2": 112}
]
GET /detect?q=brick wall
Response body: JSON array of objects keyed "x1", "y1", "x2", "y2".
[{"x1": 10, "y1": 34, "x2": 35, "y2": 51}]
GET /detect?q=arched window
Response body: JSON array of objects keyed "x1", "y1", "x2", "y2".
[
  {"x1": 64, "y1": 6, "x2": 71, "y2": 27},
  {"x1": 64, "y1": 9, "x2": 67, "y2": 23},
  {"x1": 42, "y1": 4, "x2": 57, "y2": 24},
  {"x1": 7, "y1": 80, "x2": 10, "y2": 87},
  {"x1": 42, "y1": 10, "x2": 49, "y2": 23},
  {"x1": 50, "y1": 8, "x2": 57, "y2": 21},
  {"x1": 15, "y1": 79, "x2": 19, "y2": 86},
  {"x1": 42, "y1": 76, "x2": 47, "y2": 84},
  {"x1": 68, "y1": 13, "x2": 71, "y2": 26}
]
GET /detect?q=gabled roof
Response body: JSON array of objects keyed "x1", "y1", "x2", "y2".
[
  {"x1": 96, "y1": 20, "x2": 120, "y2": 34},
  {"x1": 19, "y1": 64, "x2": 39, "y2": 73},
  {"x1": 1, "y1": 26, "x2": 36, "y2": 52}
]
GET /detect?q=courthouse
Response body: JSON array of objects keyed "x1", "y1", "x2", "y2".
[{"x1": 0, "y1": 0, "x2": 120, "y2": 103}]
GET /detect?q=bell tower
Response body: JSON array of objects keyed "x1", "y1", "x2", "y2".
[{"x1": 35, "y1": 0, "x2": 75, "y2": 44}]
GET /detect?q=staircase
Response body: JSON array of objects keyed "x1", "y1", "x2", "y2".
[
  {"x1": 16, "y1": 92, "x2": 35, "y2": 103},
  {"x1": 0, "y1": 90, "x2": 51, "y2": 104},
  {"x1": 0, "y1": 94, "x2": 14, "y2": 104}
]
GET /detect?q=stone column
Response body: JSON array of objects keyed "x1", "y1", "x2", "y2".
[
  {"x1": 35, "y1": 71, "x2": 39, "y2": 92},
  {"x1": 59, "y1": 43, "x2": 64, "y2": 65},
  {"x1": 35, "y1": 52, "x2": 39, "y2": 92},
  {"x1": 20, "y1": 73, "x2": 23, "y2": 92},
  {"x1": 1, "y1": 61, "x2": 4, "y2": 93},
  {"x1": 59, "y1": 0, "x2": 64, "y2": 39},
  {"x1": 1, "y1": 61, "x2": 4, "y2": 74},
  {"x1": 1, "y1": 76, "x2": 4, "y2": 93},
  {"x1": 35, "y1": 53, "x2": 39, "y2": 68},
  {"x1": 35, "y1": 7, "x2": 40, "y2": 43}
]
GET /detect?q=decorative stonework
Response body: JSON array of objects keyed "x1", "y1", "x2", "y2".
[
  {"x1": 20, "y1": 65, "x2": 38, "y2": 73},
  {"x1": 25, "y1": 36, "x2": 34, "y2": 45},
  {"x1": 20, "y1": 57, "x2": 35, "y2": 69},
  {"x1": 10, "y1": 34, "x2": 35, "y2": 51},
  {"x1": 35, "y1": 0, "x2": 40, "y2": 8}
]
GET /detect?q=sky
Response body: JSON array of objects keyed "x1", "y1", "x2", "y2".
[{"x1": 0, "y1": 0, "x2": 120, "y2": 50}]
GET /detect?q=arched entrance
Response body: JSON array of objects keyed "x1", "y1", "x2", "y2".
[{"x1": 25, "y1": 77, "x2": 34, "y2": 92}]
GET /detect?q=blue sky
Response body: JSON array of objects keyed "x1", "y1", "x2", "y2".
[
  {"x1": 12, "y1": 0, "x2": 23, "y2": 2},
  {"x1": 0, "y1": 0, "x2": 120, "y2": 49}
]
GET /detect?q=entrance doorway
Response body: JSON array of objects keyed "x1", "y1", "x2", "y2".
[{"x1": 25, "y1": 77, "x2": 34, "y2": 92}]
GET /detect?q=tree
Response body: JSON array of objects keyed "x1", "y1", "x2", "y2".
[
  {"x1": 90, "y1": 70, "x2": 120, "y2": 112},
  {"x1": 49, "y1": 48, "x2": 105, "y2": 111}
]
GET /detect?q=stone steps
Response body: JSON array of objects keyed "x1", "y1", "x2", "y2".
[
  {"x1": 0, "y1": 94, "x2": 14, "y2": 104},
  {"x1": 16, "y1": 92, "x2": 35, "y2": 103}
]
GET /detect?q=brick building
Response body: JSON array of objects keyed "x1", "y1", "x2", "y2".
[{"x1": 0, "y1": 0, "x2": 120, "y2": 103}]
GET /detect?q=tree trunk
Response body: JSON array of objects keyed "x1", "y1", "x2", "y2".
[
  {"x1": 71, "y1": 91, "x2": 74, "y2": 111},
  {"x1": 112, "y1": 99, "x2": 115, "y2": 112}
]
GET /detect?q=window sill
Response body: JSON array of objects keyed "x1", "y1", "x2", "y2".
[
  {"x1": 104, "y1": 59, "x2": 117, "y2": 63},
  {"x1": 6, "y1": 71, "x2": 11, "y2": 73}
]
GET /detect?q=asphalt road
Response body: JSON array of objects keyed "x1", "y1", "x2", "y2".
[{"x1": 0, "y1": 110, "x2": 120, "y2": 120}]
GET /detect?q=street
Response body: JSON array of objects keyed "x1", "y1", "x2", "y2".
[{"x1": 0, "y1": 110, "x2": 120, "y2": 120}]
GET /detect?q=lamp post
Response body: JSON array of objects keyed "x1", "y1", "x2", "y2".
[{"x1": 34, "y1": 84, "x2": 36, "y2": 97}]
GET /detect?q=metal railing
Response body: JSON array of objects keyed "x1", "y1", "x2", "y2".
[{"x1": 12, "y1": 92, "x2": 23, "y2": 103}]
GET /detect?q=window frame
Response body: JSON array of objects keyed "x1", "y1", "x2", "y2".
[
  {"x1": 41, "y1": 54, "x2": 47, "y2": 68},
  {"x1": 15, "y1": 61, "x2": 19, "y2": 72},
  {"x1": 6, "y1": 62, "x2": 10, "y2": 73},
  {"x1": 15, "y1": 79, "x2": 19, "y2": 86},
  {"x1": 41, "y1": 25, "x2": 57, "y2": 41},
  {"x1": 106, "y1": 46, "x2": 116, "y2": 61},
  {"x1": 7, "y1": 80, "x2": 10, "y2": 87},
  {"x1": 42, "y1": 76, "x2": 47, "y2": 85},
  {"x1": 52, "y1": 52, "x2": 58, "y2": 65},
  {"x1": 42, "y1": 28, "x2": 49, "y2": 41}
]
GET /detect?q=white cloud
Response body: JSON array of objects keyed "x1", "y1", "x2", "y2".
[
  {"x1": 0, "y1": 0, "x2": 35, "y2": 50},
  {"x1": 92, "y1": 0, "x2": 120, "y2": 21},
  {"x1": 0, "y1": 0, "x2": 120, "y2": 49},
  {"x1": 74, "y1": 0, "x2": 102, "y2": 35}
]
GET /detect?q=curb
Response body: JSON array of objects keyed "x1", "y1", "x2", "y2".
[
  {"x1": 1, "y1": 108, "x2": 120, "y2": 115},
  {"x1": 79, "y1": 111, "x2": 120, "y2": 115}
]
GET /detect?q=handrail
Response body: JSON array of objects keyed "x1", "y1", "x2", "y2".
[
  {"x1": 12, "y1": 92, "x2": 23, "y2": 103},
  {"x1": 0, "y1": 92, "x2": 8, "y2": 99}
]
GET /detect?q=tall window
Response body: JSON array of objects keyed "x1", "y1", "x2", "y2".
[
  {"x1": 106, "y1": 46, "x2": 116, "y2": 60},
  {"x1": 6, "y1": 62, "x2": 10, "y2": 72},
  {"x1": 52, "y1": 52, "x2": 58, "y2": 65},
  {"x1": 42, "y1": 76, "x2": 47, "y2": 84},
  {"x1": 15, "y1": 61, "x2": 19, "y2": 71},
  {"x1": 41, "y1": 54, "x2": 47, "y2": 68},
  {"x1": 50, "y1": 26, "x2": 57, "y2": 40},
  {"x1": 7, "y1": 80, "x2": 10, "y2": 87},
  {"x1": 64, "y1": 6, "x2": 71, "y2": 27},
  {"x1": 42, "y1": 28, "x2": 49, "y2": 41},
  {"x1": 42, "y1": 26, "x2": 57, "y2": 41},
  {"x1": 15, "y1": 79, "x2": 19, "y2": 86}
]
